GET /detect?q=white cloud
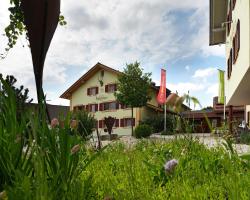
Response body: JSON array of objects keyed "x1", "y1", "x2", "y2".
[
  {"x1": 193, "y1": 67, "x2": 217, "y2": 79},
  {"x1": 167, "y1": 82, "x2": 205, "y2": 95},
  {"x1": 185, "y1": 65, "x2": 190, "y2": 71},
  {"x1": 206, "y1": 83, "x2": 218, "y2": 97}
]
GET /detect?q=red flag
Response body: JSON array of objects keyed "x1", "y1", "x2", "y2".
[{"x1": 157, "y1": 69, "x2": 166, "y2": 104}]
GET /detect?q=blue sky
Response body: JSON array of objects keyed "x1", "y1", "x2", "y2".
[{"x1": 0, "y1": 0, "x2": 225, "y2": 108}]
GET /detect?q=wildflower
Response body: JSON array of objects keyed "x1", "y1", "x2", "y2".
[
  {"x1": 71, "y1": 144, "x2": 80, "y2": 155},
  {"x1": 70, "y1": 120, "x2": 78, "y2": 129},
  {"x1": 164, "y1": 159, "x2": 178, "y2": 173},
  {"x1": 51, "y1": 118, "x2": 59, "y2": 128},
  {"x1": 0, "y1": 191, "x2": 6, "y2": 199}
]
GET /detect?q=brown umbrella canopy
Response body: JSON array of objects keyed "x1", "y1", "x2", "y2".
[{"x1": 21, "y1": 0, "x2": 60, "y2": 101}]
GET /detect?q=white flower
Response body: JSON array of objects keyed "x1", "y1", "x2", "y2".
[{"x1": 164, "y1": 159, "x2": 178, "y2": 173}]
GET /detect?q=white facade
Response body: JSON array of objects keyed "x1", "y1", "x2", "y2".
[
  {"x1": 225, "y1": 0, "x2": 250, "y2": 106},
  {"x1": 210, "y1": 0, "x2": 250, "y2": 124}
]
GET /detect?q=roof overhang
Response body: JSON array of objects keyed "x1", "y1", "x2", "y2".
[{"x1": 209, "y1": 0, "x2": 227, "y2": 46}]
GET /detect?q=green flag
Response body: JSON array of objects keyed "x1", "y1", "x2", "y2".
[{"x1": 218, "y1": 70, "x2": 225, "y2": 104}]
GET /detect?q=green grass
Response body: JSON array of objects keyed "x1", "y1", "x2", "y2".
[
  {"x1": 1, "y1": 78, "x2": 250, "y2": 199},
  {"x1": 83, "y1": 138, "x2": 250, "y2": 200}
]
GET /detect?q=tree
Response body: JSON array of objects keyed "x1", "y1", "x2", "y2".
[
  {"x1": 115, "y1": 61, "x2": 152, "y2": 136},
  {"x1": 0, "y1": 74, "x2": 33, "y2": 120}
]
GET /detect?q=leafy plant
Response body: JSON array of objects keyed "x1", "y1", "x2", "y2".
[
  {"x1": 72, "y1": 110, "x2": 97, "y2": 141},
  {"x1": 0, "y1": 74, "x2": 32, "y2": 120},
  {"x1": 142, "y1": 114, "x2": 175, "y2": 133},
  {"x1": 134, "y1": 124, "x2": 152, "y2": 138}
]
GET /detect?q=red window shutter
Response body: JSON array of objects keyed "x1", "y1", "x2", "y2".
[
  {"x1": 116, "y1": 102, "x2": 119, "y2": 109},
  {"x1": 114, "y1": 84, "x2": 117, "y2": 91},
  {"x1": 99, "y1": 103, "x2": 103, "y2": 111},
  {"x1": 132, "y1": 118, "x2": 135, "y2": 126},
  {"x1": 86, "y1": 105, "x2": 91, "y2": 112},
  {"x1": 115, "y1": 119, "x2": 119, "y2": 127},
  {"x1": 87, "y1": 88, "x2": 90, "y2": 95},
  {"x1": 120, "y1": 119, "x2": 124, "y2": 127},
  {"x1": 96, "y1": 87, "x2": 99, "y2": 94},
  {"x1": 121, "y1": 104, "x2": 124, "y2": 109},
  {"x1": 105, "y1": 85, "x2": 108, "y2": 93},
  {"x1": 95, "y1": 104, "x2": 98, "y2": 112}
]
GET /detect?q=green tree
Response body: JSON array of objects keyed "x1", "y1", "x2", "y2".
[
  {"x1": 0, "y1": 74, "x2": 32, "y2": 120},
  {"x1": 115, "y1": 61, "x2": 152, "y2": 136}
]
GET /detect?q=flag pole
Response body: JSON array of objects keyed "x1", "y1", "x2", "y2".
[
  {"x1": 164, "y1": 103, "x2": 166, "y2": 131},
  {"x1": 164, "y1": 68, "x2": 167, "y2": 132}
]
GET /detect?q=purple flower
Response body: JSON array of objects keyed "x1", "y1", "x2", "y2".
[{"x1": 164, "y1": 159, "x2": 178, "y2": 173}]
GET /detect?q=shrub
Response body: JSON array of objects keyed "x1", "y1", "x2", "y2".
[
  {"x1": 238, "y1": 131, "x2": 250, "y2": 144},
  {"x1": 134, "y1": 124, "x2": 152, "y2": 138},
  {"x1": 72, "y1": 110, "x2": 97, "y2": 140},
  {"x1": 161, "y1": 130, "x2": 174, "y2": 135},
  {"x1": 142, "y1": 115, "x2": 174, "y2": 133}
]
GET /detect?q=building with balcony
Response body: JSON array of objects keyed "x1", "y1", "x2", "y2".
[
  {"x1": 60, "y1": 62, "x2": 174, "y2": 135},
  {"x1": 210, "y1": 0, "x2": 250, "y2": 124},
  {"x1": 182, "y1": 97, "x2": 244, "y2": 133}
]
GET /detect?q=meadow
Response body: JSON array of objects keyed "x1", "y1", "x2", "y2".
[{"x1": 1, "y1": 78, "x2": 250, "y2": 200}]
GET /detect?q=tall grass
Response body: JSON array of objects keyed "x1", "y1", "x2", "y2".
[
  {"x1": 0, "y1": 78, "x2": 99, "y2": 199},
  {"x1": 83, "y1": 138, "x2": 250, "y2": 199}
]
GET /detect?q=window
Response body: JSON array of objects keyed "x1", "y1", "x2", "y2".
[
  {"x1": 227, "y1": 49, "x2": 233, "y2": 79},
  {"x1": 73, "y1": 105, "x2": 85, "y2": 111},
  {"x1": 114, "y1": 119, "x2": 119, "y2": 128},
  {"x1": 120, "y1": 118, "x2": 135, "y2": 127},
  {"x1": 87, "y1": 104, "x2": 98, "y2": 112},
  {"x1": 105, "y1": 84, "x2": 117, "y2": 93},
  {"x1": 120, "y1": 104, "x2": 130, "y2": 109},
  {"x1": 99, "y1": 101, "x2": 119, "y2": 111},
  {"x1": 233, "y1": 20, "x2": 240, "y2": 63},
  {"x1": 87, "y1": 87, "x2": 98, "y2": 96}
]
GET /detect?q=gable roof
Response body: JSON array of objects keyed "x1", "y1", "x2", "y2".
[
  {"x1": 60, "y1": 62, "x2": 172, "y2": 99},
  {"x1": 60, "y1": 62, "x2": 121, "y2": 99}
]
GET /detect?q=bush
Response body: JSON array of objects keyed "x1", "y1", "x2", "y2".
[
  {"x1": 143, "y1": 115, "x2": 174, "y2": 133},
  {"x1": 161, "y1": 130, "x2": 174, "y2": 135},
  {"x1": 134, "y1": 124, "x2": 152, "y2": 138},
  {"x1": 72, "y1": 110, "x2": 97, "y2": 140},
  {"x1": 238, "y1": 131, "x2": 250, "y2": 144}
]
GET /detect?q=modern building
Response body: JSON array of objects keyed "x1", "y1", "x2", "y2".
[
  {"x1": 60, "y1": 62, "x2": 173, "y2": 135},
  {"x1": 182, "y1": 97, "x2": 244, "y2": 133},
  {"x1": 210, "y1": 0, "x2": 250, "y2": 125}
]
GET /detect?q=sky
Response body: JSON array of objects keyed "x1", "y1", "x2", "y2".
[{"x1": 0, "y1": 0, "x2": 226, "y2": 109}]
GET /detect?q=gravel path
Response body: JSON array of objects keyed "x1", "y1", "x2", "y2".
[{"x1": 100, "y1": 133, "x2": 250, "y2": 155}]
